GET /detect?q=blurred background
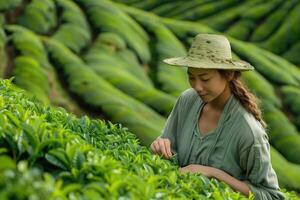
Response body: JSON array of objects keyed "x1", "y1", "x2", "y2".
[{"x1": 1, "y1": 0, "x2": 300, "y2": 194}]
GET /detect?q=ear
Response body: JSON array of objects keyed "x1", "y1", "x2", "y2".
[
  {"x1": 227, "y1": 71, "x2": 235, "y2": 82},
  {"x1": 221, "y1": 70, "x2": 234, "y2": 81}
]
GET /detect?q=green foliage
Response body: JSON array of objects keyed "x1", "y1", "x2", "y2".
[
  {"x1": 127, "y1": 0, "x2": 162, "y2": 10},
  {"x1": 0, "y1": 14, "x2": 5, "y2": 26},
  {"x1": 84, "y1": 33, "x2": 176, "y2": 116},
  {"x1": 241, "y1": 0, "x2": 282, "y2": 21},
  {"x1": 152, "y1": 23, "x2": 190, "y2": 97},
  {"x1": 263, "y1": 102, "x2": 300, "y2": 164},
  {"x1": 97, "y1": 31, "x2": 126, "y2": 50},
  {"x1": 12, "y1": 56, "x2": 50, "y2": 104},
  {"x1": 18, "y1": 0, "x2": 57, "y2": 34},
  {"x1": 0, "y1": 0, "x2": 22, "y2": 12},
  {"x1": 5, "y1": 25, "x2": 50, "y2": 67},
  {"x1": 226, "y1": 20, "x2": 256, "y2": 41},
  {"x1": 150, "y1": 1, "x2": 183, "y2": 17},
  {"x1": 226, "y1": 0, "x2": 282, "y2": 40},
  {"x1": 53, "y1": 24, "x2": 91, "y2": 53},
  {"x1": 4, "y1": 25, "x2": 83, "y2": 114},
  {"x1": 54, "y1": 0, "x2": 90, "y2": 30},
  {"x1": 44, "y1": 38, "x2": 166, "y2": 145},
  {"x1": 4, "y1": 25, "x2": 50, "y2": 104},
  {"x1": 259, "y1": 47, "x2": 300, "y2": 84},
  {"x1": 230, "y1": 38, "x2": 299, "y2": 86},
  {"x1": 270, "y1": 146, "x2": 300, "y2": 192},
  {"x1": 200, "y1": 0, "x2": 261, "y2": 32},
  {"x1": 173, "y1": 0, "x2": 239, "y2": 20},
  {"x1": 89, "y1": 32, "x2": 152, "y2": 86},
  {"x1": 75, "y1": 0, "x2": 151, "y2": 63},
  {"x1": 0, "y1": 160, "x2": 56, "y2": 200},
  {"x1": 0, "y1": 26, "x2": 6, "y2": 78},
  {"x1": 53, "y1": 0, "x2": 91, "y2": 53},
  {"x1": 281, "y1": 86, "x2": 300, "y2": 128},
  {"x1": 160, "y1": 17, "x2": 215, "y2": 41},
  {"x1": 261, "y1": 2, "x2": 300, "y2": 54},
  {"x1": 154, "y1": 1, "x2": 210, "y2": 18},
  {"x1": 251, "y1": 0, "x2": 297, "y2": 42},
  {"x1": 0, "y1": 26, "x2": 5, "y2": 42},
  {"x1": 283, "y1": 41, "x2": 300, "y2": 65},
  {"x1": 241, "y1": 70, "x2": 281, "y2": 108},
  {"x1": 116, "y1": 4, "x2": 190, "y2": 96}
]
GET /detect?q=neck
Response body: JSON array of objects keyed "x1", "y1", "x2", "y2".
[{"x1": 207, "y1": 85, "x2": 232, "y2": 112}]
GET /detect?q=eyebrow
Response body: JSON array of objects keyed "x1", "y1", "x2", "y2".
[{"x1": 187, "y1": 71, "x2": 209, "y2": 76}]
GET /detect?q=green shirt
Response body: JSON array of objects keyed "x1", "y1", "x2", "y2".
[{"x1": 160, "y1": 88, "x2": 285, "y2": 200}]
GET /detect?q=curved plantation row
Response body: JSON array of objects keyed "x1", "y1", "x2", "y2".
[
  {"x1": 113, "y1": 0, "x2": 300, "y2": 66},
  {"x1": 1, "y1": 0, "x2": 300, "y2": 196},
  {"x1": 0, "y1": 0, "x2": 85, "y2": 116}
]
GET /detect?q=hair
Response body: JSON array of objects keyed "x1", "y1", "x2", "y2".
[{"x1": 219, "y1": 70, "x2": 267, "y2": 128}]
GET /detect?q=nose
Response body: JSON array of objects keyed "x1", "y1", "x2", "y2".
[{"x1": 193, "y1": 79, "x2": 204, "y2": 93}]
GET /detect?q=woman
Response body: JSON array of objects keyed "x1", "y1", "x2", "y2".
[{"x1": 150, "y1": 34, "x2": 284, "y2": 199}]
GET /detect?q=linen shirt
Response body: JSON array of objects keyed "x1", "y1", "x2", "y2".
[{"x1": 159, "y1": 88, "x2": 285, "y2": 200}]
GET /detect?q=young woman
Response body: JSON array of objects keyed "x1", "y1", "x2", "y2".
[{"x1": 150, "y1": 34, "x2": 284, "y2": 199}]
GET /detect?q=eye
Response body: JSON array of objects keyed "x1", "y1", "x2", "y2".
[{"x1": 201, "y1": 79, "x2": 210, "y2": 82}]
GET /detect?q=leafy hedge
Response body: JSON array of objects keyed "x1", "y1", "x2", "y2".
[
  {"x1": 281, "y1": 86, "x2": 300, "y2": 128},
  {"x1": 0, "y1": 0, "x2": 22, "y2": 12},
  {"x1": 84, "y1": 33, "x2": 176, "y2": 116},
  {"x1": 250, "y1": 0, "x2": 297, "y2": 42},
  {"x1": 75, "y1": 0, "x2": 151, "y2": 64},
  {"x1": 17, "y1": 0, "x2": 57, "y2": 34},
  {"x1": 44, "y1": 38, "x2": 166, "y2": 145},
  {"x1": 52, "y1": 0, "x2": 91, "y2": 53},
  {"x1": 0, "y1": 26, "x2": 6, "y2": 77}
]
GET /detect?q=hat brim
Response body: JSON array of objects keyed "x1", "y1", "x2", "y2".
[{"x1": 163, "y1": 57, "x2": 254, "y2": 71}]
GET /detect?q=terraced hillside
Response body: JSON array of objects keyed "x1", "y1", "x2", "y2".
[
  {"x1": 116, "y1": 0, "x2": 300, "y2": 66},
  {"x1": 1, "y1": 0, "x2": 300, "y2": 197}
]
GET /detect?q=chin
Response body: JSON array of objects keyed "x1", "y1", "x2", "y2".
[{"x1": 199, "y1": 95, "x2": 209, "y2": 102}]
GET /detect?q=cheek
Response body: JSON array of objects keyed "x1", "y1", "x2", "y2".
[
  {"x1": 216, "y1": 81, "x2": 227, "y2": 93},
  {"x1": 209, "y1": 80, "x2": 227, "y2": 94}
]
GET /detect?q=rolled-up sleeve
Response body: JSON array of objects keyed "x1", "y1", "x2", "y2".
[{"x1": 240, "y1": 134, "x2": 285, "y2": 200}]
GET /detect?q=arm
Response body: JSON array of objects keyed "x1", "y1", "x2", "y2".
[
  {"x1": 157, "y1": 95, "x2": 183, "y2": 154},
  {"x1": 150, "y1": 95, "x2": 183, "y2": 159},
  {"x1": 179, "y1": 164, "x2": 251, "y2": 197},
  {"x1": 213, "y1": 168, "x2": 251, "y2": 197},
  {"x1": 239, "y1": 133, "x2": 285, "y2": 200}
]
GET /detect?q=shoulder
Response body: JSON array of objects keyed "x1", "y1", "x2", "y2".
[
  {"x1": 232, "y1": 102, "x2": 268, "y2": 151},
  {"x1": 178, "y1": 88, "x2": 201, "y2": 106},
  {"x1": 171, "y1": 88, "x2": 201, "y2": 115}
]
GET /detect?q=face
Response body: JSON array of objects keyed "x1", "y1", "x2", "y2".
[{"x1": 187, "y1": 68, "x2": 229, "y2": 102}]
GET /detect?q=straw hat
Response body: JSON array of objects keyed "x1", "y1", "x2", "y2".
[{"x1": 163, "y1": 33, "x2": 254, "y2": 71}]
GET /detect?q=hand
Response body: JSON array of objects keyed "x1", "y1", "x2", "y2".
[
  {"x1": 150, "y1": 137, "x2": 173, "y2": 159},
  {"x1": 179, "y1": 164, "x2": 221, "y2": 178}
]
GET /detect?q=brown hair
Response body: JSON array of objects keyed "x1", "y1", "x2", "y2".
[{"x1": 219, "y1": 70, "x2": 266, "y2": 128}]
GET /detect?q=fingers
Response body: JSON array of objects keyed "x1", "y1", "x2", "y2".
[
  {"x1": 153, "y1": 140, "x2": 160, "y2": 154},
  {"x1": 150, "y1": 138, "x2": 173, "y2": 159},
  {"x1": 164, "y1": 139, "x2": 172, "y2": 158},
  {"x1": 158, "y1": 139, "x2": 168, "y2": 159}
]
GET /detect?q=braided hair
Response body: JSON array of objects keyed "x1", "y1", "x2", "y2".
[{"x1": 219, "y1": 70, "x2": 266, "y2": 128}]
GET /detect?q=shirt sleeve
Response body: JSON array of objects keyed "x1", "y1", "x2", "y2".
[
  {"x1": 158, "y1": 95, "x2": 183, "y2": 154},
  {"x1": 240, "y1": 133, "x2": 285, "y2": 200}
]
